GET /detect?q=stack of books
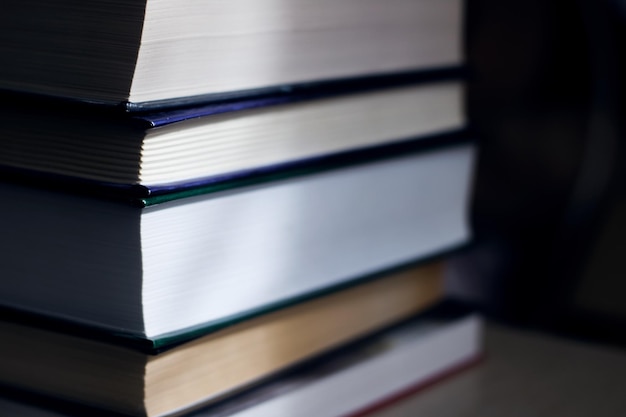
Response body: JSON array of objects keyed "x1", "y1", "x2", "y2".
[{"x1": 0, "y1": 0, "x2": 482, "y2": 416}]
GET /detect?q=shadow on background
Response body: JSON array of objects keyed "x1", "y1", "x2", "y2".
[{"x1": 455, "y1": 0, "x2": 626, "y2": 346}]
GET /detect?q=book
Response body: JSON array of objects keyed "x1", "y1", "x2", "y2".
[
  {"x1": 0, "y1": 142, "x2": 475, "y2": 344},
  {"x1": 0, "y1": 80, "x2": 464, "y2": 195},
  {"x1": 0, "y1": 301, "x2": 482, "y2": 417},
  {"x1": 1, "y1": 141, "x2": 474, "y2": 342},
  {"x1": 1, "y1": 0, "x2": 464, "y2": 108},
  {"x1": 0, "y1": 261, "x2": 446, "y2": 417},
  {"x1": 193, "y1": 306, "x2": 482, "y2": 417}
]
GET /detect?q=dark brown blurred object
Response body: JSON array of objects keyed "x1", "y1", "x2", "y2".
[{"x1": 458, "y1": 0, "x2": 626, "y2": 345}]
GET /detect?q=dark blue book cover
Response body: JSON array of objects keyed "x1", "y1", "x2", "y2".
[{"x1": 0, "y1": 70, "x2": 469, "y2": 203}]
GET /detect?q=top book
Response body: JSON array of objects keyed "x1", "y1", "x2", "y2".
[{"x1": 1, "y1": 0, "x2": 463, "y2": 109}]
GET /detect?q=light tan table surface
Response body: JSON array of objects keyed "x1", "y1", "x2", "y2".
[{"x1": 370, "y1": 322, "x2": 626, "y2": 417}]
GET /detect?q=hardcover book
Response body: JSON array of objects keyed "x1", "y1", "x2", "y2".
[
  {"x1": 0, "y1": 142, "x2": 475, "y2": 344},
  {"x1": 194, "y1": 307, "x2": 482, "y2": 417},
  {"x1": 1, "y1": 0, "x2": 464, "y2": 108},
  {"x1": 0, "y1": 80, "x2": 464, "y2": 196},
  {"x1": 0, "y1": 262, "x2": 448, "y2": 417}
]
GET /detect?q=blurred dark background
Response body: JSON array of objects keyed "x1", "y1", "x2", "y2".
[{"x1": 451, "y1": 0, "x2": 626, "y2": 346}]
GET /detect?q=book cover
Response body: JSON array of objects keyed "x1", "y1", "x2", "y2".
[
  {"x1": 0, "y1": 143, "x2": 476, "y2": 346},
  {"x1": 0, "y1": 76, "x2": 467, "y2": 200},
  {"x1": 0, "y1": 0, "x2": 464, "y2": 107}
]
